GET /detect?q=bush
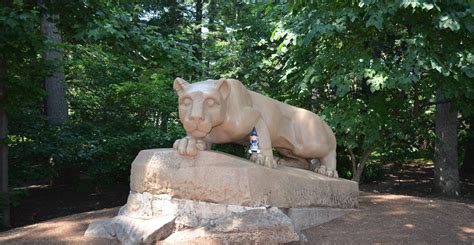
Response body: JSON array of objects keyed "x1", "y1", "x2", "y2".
[{"x1": 9, "y1": 121, "x2": 184, "y2": 188}]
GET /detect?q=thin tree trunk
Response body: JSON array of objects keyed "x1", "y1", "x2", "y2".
[
  {"x1": 40, "y1": 1, "x2": 67, "y2": 125},
  {"x1": 434, "y1": 87, "x2": 460, "y2": 196},
  {"x1": 348, "y1": 148, "x2": 357, "y2": 177},
  {"x1": 351, "y1": 147, "x2": 374, "y2": 183},
  {"x1": 461, "y1": 115, "x2": 474, "y2": 179},
  {"x1": 0, "y1": 0, "x2": 11, "y2": 227},
  {"x1": 194, "y1": 0, "x2": 203, "y2": 62},
  {"x1": 0, "y1": 54, "x2": 9, "y2": 228}
]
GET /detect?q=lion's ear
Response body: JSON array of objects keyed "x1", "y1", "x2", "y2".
[
  {"x1": 216, "y1": 78, "x2": 230, "y2": 99},
  {"x1": 173, "y1": 77, "x2": 189, "y2": 96}
]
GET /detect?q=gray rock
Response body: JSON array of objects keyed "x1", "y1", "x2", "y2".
[
  {"x1": 120, "y1": 193, "x2": 265, "y2": 228},
  {"x1": 287, "y1": 207, "x2": 357, "y2": 231},
  {"x1": 85, "y1": 215, "x2": 175, "y2": 245},
  {"x1": 161, "y1": 207, "x2": 299, "y2": 244}
]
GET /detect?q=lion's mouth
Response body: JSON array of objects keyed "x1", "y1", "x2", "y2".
[
  {"x1": 190, "y1": 130, "x2": 208, "y2": 138},
  {"x1": 183, "y1": 121, "x2": 212, "y2": 139}
]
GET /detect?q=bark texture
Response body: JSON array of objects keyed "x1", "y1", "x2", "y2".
[
  {"x1": 0, "y1": 55, "x2": 9, "y2": 227},
  {"x1": 40, "y1": 3, "x2": 67, "y2": 125},
  {"x1": 434, "y1": 88, "x2": 460, "y2": 196},
  {"x1": 461, "y1": 115, "x2": 474, "y2": 179},
  {"x1": 349, "y1": 148, "x2": 374, "y2": 183},
  {"x1": 194, "y1": 0, "x2": 203, "y2": 62}
]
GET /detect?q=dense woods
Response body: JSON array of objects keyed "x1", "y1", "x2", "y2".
[{"x1": 0, "y1": 0, "x2": 473, "y2": 227}]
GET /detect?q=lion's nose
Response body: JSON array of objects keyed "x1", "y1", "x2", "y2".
[
  {"x1": 190, "y1": 105, "x2": 204, "y2": 122},
  {"x1": 190, "y1": 114, "x2": 203, "y2": 122}
]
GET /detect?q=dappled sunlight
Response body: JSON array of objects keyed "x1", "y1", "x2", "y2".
[
  {"x1": 459, "y1": 226, "x2": 474, "y2": 234},
  {"x1": 383, "y1": 210, "x2": 409, "y2": 216},
  {"x1": 404, "y1": 224, "x2": 415, "y2": 229},
  {"x1": 457, "y1": 226, "x2": 474, "y2": 242},
  {"x1": 341, "y1": 211, "x2": 364, "y2": 222},
  {"x1": 364, "y1": 194, "x2": 427, "y2": 204}
]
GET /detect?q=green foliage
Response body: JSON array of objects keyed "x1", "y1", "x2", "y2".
[
  {"x1": 3, "y1": 0, "x2": 473, "y2": 189},
  {"x1": 5, "y1": 2, "x2": 192, "y2": 187},
  {"x1": 268, "y1": 0, "x2": 473, "y2": 179}
]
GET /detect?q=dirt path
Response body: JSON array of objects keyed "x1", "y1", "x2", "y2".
[
  {"x1": 302, "y1": 192, "x2": 474, "y2": 244},
  {"x1": 360, "y1": 162, "x2": 474, "y2": 203},
  {"x1": 0, "y1": 192, "x2": 472, "y2": 244}
]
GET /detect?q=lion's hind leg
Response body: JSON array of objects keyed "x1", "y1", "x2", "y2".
[
  {"x1": 313, "y1": 150, "x2": 338, "y2": 178},
  {"x1": 276, "y1": 148, "x2": 311, "y2": 170}
]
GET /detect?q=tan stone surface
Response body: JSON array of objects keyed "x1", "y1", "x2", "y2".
[
  {"x1": 130, "y1": 149, "x2": 358, "y2": 208},
  {"x1": 172, "y1": 77, "x2": 338, "y2": 177}
]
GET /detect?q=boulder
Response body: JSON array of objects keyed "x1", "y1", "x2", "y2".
[
  {"x1": 120, "y1": 192, "x2": 264, "y2": 228},
  {"x1": 130, "y1": 149, "x2": 358, "y2": 209},
  {"x1": 85, "y1": 215, "x2": 175, "y2": 245},
  {"x1": 160, "y1": 207, "x2": 299, "y2": 244},
  {"x1": 85, "y1": 149, "x2": 359, "y2": 244}
]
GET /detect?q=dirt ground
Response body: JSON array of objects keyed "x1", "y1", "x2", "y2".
[
  {"x1": 302, "y1": 192, "x2": 474, "y2": 244},
  {"x1": 0, "y1": 161, "x2": 473, "y2": 244},
  {"x1": 360, "y1": 162, "x2": 474, "y2": 204},
  {"x1": 7, "y1": 183, "x2": 129, "y2": 228},
  {"x1": 0, "y1": 192, "x2": 472, "y2": 244}
]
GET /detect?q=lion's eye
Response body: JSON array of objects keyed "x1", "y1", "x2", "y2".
[
  {"x1": 206, "y1": 98, "x2": 216, "y2": 107},
  {"x1": 182, "y1": 98, "x2": 192, "y2": 106}
]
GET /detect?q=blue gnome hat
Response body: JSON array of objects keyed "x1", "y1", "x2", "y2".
[{"x1": 251, "y1": 127, "x2": 258, "y2": 136}]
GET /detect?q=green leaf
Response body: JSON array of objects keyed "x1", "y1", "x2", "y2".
[
  {"x1": 366, "y1": 13, "x2": 383, "y2": 31},
  {"x1": 302, "y1": 25, "x2": 318, "y2": 47},
  {"x1": 438, "y1": 15, "x2": 460, "y2": 31},
  {"x1": 421, "y1": 3, "x2": 434, "y2": 11},
  {"x1": 400, "y1": 0, "x2": 422, "y2": 9},
  {"x1": 463, "y1": 67, "x2": 474, "y2": 78}
]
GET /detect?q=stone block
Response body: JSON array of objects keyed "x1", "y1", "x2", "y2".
[
  {"x1": 130, "y1": 149, "x2": 358, "y2": 209},
  {"x1": 120, "y1": 192, "x2": 264, "y2": 228},
  {"x1": 287, "y1": 207, "x2": 357, "y2": 231},
  {"x1": 160, "y1": 207, "x2": 299, "y2": 244},
  {"x1": 85, "y1": 215, "x2": 175, "y2": 245}
]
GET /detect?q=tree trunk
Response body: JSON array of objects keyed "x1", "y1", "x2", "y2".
[
  {"x1": 461, "y1": 115, "x2": 474, "y2": 180},
  {"x1": 40, "y1": 1, "x2": 67, "y2": 125},
  {"x1": 434, "y1": 87, "x2": 460, "y2": 196},
  {"x1": 0, "y1": 0, "x2": 11, "y2": 227},
  {"x1": 194, "y1": 0, "x2": 203, "y2": 62},
  {"x1": 0, "y1": 54, "x2": 9, "y2": 228},
  {"x1": 349, "y1": 147, "x2": 374, "y2": 183}
]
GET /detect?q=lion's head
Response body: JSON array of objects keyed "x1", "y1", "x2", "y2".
[{"x1": 173, "y1": 77, "x2": 230, "y2": 139}]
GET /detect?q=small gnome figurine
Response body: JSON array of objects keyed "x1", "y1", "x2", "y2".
[{"x1": 248, "y1": 127, "x2": 261, "y2": 154}]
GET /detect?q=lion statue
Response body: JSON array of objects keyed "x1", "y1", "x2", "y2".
[{"x1": 172, "y1": 77, "x2": 338, "y2": 178}]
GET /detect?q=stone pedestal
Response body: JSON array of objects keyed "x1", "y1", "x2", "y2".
[
  {"x1": 131, "y1": 149, "x2": 358, "y2": 208},
  {"x1": 85, "y1": 149, "x2": 359, "y2": 244}
]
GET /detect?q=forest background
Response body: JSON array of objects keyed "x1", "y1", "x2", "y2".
[{"x1": 1, "y1": 0, "x2": 473, "y2": 227}]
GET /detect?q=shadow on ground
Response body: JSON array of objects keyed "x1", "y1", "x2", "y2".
[{"x1": 1, "y1": 193, "x2": 473, "y2": 244}]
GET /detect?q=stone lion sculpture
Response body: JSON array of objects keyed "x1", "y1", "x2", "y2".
[{"x1": 172, "y1": 77, "x2": 338, "y2": 178}]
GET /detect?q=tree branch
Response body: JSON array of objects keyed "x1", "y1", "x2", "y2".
[
  {"x1": 348, "y1": 148, "x2": 357, "y2": 175},
  {"x1": 352, "y1": 146, "x2": 375, "y2": 183}
]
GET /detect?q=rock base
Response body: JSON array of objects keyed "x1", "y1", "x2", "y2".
[
  {"x1": 86, "y1": 194, "x2": 357, "y2": 244},
  {"x1": 131, "y1": 149, "x2": 359, "y2": 208},
  {"x1": 85, "y1": 149, "x2": 359, "y2": 244}
]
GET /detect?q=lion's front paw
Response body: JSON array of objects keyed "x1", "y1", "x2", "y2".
[
  {"x1": 173, "y1": 137, "x2": 207, "y2": 156},
  {"x1": 314, "y1": 166, "x2": 339, "y2": 178},
  {"x1": 250, "y1": 154, "x2": 278, "y2": 169}
]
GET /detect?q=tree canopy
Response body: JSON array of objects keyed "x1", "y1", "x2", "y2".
[{"x1": 1, "y1": 0, "x2": 473, "y2": 226}]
